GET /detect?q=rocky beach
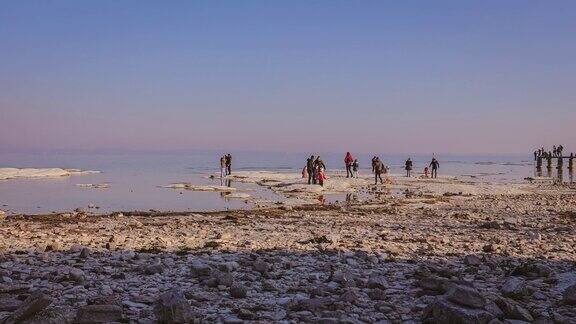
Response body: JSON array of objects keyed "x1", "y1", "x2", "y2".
[{"x1": 0, "y1": 171, "x2": 575, "y2": 323}]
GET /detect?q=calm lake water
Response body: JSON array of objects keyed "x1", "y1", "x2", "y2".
[{"x1": 0, "y1": 151, "x2": 571, "y2": 214}]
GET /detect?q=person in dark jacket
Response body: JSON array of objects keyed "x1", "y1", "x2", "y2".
[
  {"x1": 429, "y1": 158, "x2": 439, "y2": 178},
  {"x1": 405, "y1": 158, "x2": 413, "y2": 177},
  {"x1": 225, "y1": 154, "x2": 232, "y2": 175},
  {"x1": 374, "y1": 158, "x2": 385, "y2": 184},
  {"x1": 306, "y1": 155, "x2": 315, "y2": 184}
]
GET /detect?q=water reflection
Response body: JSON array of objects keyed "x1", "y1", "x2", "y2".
[
  {"x1": 556, "y1": 168, "x2": 564, "y2": 184},
  {"x1": 220, "y1": 178, "x2": 232, "y2": 187},
  {"x1": 218, "y1": 179, "x2": 233, "y2": 201},
  {"x1": 534, "y1": 164, "x2": 574, "y2": 183},
  {"x1": 535, "y1": 166, "x2": 542, "y2": 177},
  {"x1": 345, "y1": 193, "x2": 358, "y2": 203}
]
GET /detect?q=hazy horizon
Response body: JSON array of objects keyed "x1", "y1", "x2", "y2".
[{"x1": 1, "y1": 1, "x2": 575, "y2": 154}]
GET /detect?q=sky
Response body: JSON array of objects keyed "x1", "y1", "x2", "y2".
[{"x1": 1, "y1": 0, "x2": 575, "y2": 154}]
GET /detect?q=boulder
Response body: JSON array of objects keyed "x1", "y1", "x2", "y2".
[
  {"x1": 446, "y1": 285, "x2": 486, "y2": 309},
  {"x1": 4, "y1": 291, "x2": 51, "y2": 324},
  {"x1": 500, "y1": 278, "x2": 528, "y2": 300},
  {"x1": 417, "y1": 275, "x2": 454, "y2": 295},
  {"x1": 495, "y1": 297, "x2": 534, "y2": 322},
  {"x1": 154, "y1": 289, "x2": 194, "y2": 323},
  {"x1": 562, "y1": 283, "x2": 576, "y2": 305},
  {"x1": 423, "y1": 297, "x2": 494, "y2": 324}
]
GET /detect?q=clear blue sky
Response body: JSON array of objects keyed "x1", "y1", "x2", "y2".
[{"x1": 1, "y1": 1, "x2": 575, "y2": 154}]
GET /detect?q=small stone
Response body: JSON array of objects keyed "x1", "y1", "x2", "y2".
[
  {"x1": 69, "y1": 268, "x2": 85, "y2": 283},
  {"x1": 236, "y1": 308, "x2": 256, "y2": 320},
  {"x1": 213, "y1": 271, "x2": 234, "y2": 287},
  {"x1": 339, "y1": 289, "x2": 358, "y2": 303},
  {"x1": 45, "y1": 241, "x2": 62, "y2": 252},
  {"x1": 79, "y1": 247, "x2": 91, "y2": 258},
  {"x1": 368, "y1": 274, "x2": 388, "y2": 290},
  {"x1": 253, "y1": 259, "x2": 270, "y2": 273},
  {"x1": 229, "y1": 284, "x2": 247, "y2": 298},
  {"x1": 144, "y1": 264, "x2": 164, "y2": 275},
  {"x1": 190, "y1": 260, "x2": 212, "y2": 277},
  {"x1": 464, "y1": 255, "x2": 482, "y2": 266},
  {"x1": 368, "y1": 288, "x2": 387, "y2": 300}
]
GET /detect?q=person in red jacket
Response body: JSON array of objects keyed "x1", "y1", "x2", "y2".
[
  {"x1": 344, "y1": 152, "x2": 354, "y2": 178},
  {"x1": 317, "y1": 167, "x2": 327, "y2": 186}
]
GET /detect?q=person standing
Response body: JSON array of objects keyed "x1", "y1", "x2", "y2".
[
  {"x1": 317, "y1": 165, "x2": 326, "y2": 186},
  {"x1": 429, "y1": 158, "x2": 439, "y2": 178},
  {"x1": 225, "y1": 154, "x2": 232, "y2": 175},
  {"x1": 374, "y1": 157, "x2": 385, "y2": 185},
  {"x1": 220, "y1": 156, "x2": 226, "y2": 178},
  {"x1": 306, "y1": 155, "x2": 315, "y2": 184},
  {"x1": 553, "y1": 146, "x2": 557, "y2": 157},
  {"x1": 315, "y1": 156, "x2": 326, "y2": 171},
  {"x1": 352, "y1": 159, "x2": 359, "y2": 178},
  {"x1": 569, "y1": 153, "x2": 574, "y2": 170},
  {"x1": 405, "y1": 158, "x2": 413, "y2": 177},
  {"x1": 344, "y1": 152, "x2": 354, "y2": 178}
]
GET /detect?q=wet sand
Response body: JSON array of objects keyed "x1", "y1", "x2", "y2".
[{"x1": 0, "y1": 171, "x2": 575, "y2": 323}]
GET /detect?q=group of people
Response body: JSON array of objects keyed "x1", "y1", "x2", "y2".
[
  {"x1": 219, "y1": 154, "x2": 232, "y2": 178},
  {"x1": 535, "y1": 145, "x2": 566, "y2": 159},
  {"x1": 302, "y1": 153, "x2": 442, "y2": 186},
  {"x1": 404, "y1": 157, "x2": 440, "y2": 178},
  {"x1": 304, "y1": 155, "x2": 327, "y2": 186}
]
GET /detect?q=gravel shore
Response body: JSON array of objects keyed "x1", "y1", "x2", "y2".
[{"x1": 0, "y1": 174, "x2": 575, "y2": 323}]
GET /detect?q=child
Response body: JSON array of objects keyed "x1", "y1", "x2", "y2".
[
  {"x1": 424, "y1": 167, "x2": 429, "y2": 178},
  {"x1": 352, "y1": 159, "x2": 359, "y2": 178},
  {"x1": 317, "y1": 167, "x2": 326, "y2": 186}
]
